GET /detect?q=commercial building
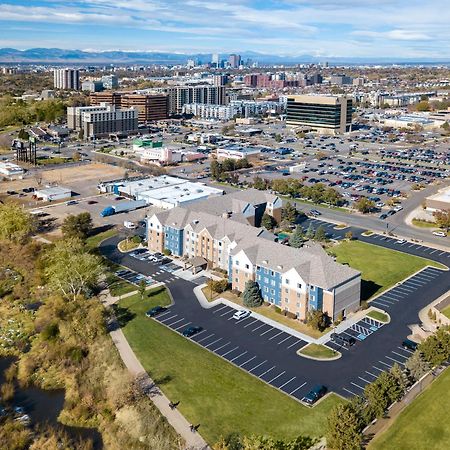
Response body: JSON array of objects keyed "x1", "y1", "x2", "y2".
[
  {"x1": 286, "y1": 95, "x2": 353, "y2": 134},
  {"x1": 329, "y1": 74, "x2": 353, "y2": 85},
  {"x1": 228, "y1": 54, "x2": 241, "y2": 68},
  {"x1": 147, "y1": 189, "x2": 360, "y2": 320},
  {"x1": 120, "y1": 94, "x2": 168, "y2": 123},
  {"x1": 67, "y1": 104, "x2": 138, "y2": 139},
  {"x1": 101, "y1": 74, "x2": 119, "y2": 90},
  {"x1": 90, "y1": 92, "x2": 122, "y2": 108},
  {"x1": 54, "y1": 68, "x2": 80, "y2": 90},
  {"x1": 425, "y1": 186, "x2": 450, "y2": 212},
  {"x1": 216, "y1": 145, "x2": 262, "y2": 160},
  {"x1": 82, "y1": 80, "x2": 104, "y2": 92},
  {"x1": 0, "y1": 162, "x2": 25, "y2": 179},
  {"x1": 98, "y1": 175, "x2": 223, "y2": 209},
  {"x1": 164, "y1": 85, "x2": 226, "y2": 114},
  {"x1": 34, "y1": 186, "x2": 72, "y2": 202}
]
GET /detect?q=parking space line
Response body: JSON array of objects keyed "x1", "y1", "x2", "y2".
[
  {"x1": 243, "y1": 319, "x2": 259, "y2": 328},
  {"x1": 174, "y1": 321, "x2": 191, "y2": 331},
  {"x1": 165, "y1": 318, "x2": 185, "y2": 327},
  {"x1": 287, "y1": 340, "x2": 302, "y2": 349},
  {"x1": 351, "y1": 382, "x2": 365, "y2": 391},
  {"x1": 221, "y1": 346, "x2": 240, "y2": 358},
  {"x1": 220, "y1": 309, "x2": 234, "y2": 317},
  {"x1": 358, "y1": 376, "x2": 371, "y2": 384},
  {"x1": 196, "y1": 333, "x2": 215, "y2": 344},
  {"x1": 159, "y1": 314, "x2": 178, "y2": 323},
  {"x1": 372, "y1": 365, "x2": 384, "y2": 372},
  {"x1": 239, "y1": 355, "x2": 257, "y2": 367},
  {"x1": 212, "y1": 305, "x2": 228, "y2": 314},
  {"x1": 212, "y1": 342, "x2": 231, "y2": 353},
  {"x1": 277, "y1": 335, "x2": 293, "y2": 345},
  {"x1": 386, "y1": 355, "x2": 405, "y2": 365},
  {"x1": 379, "y1": 360, "x2": 392, "y2": 368},
  {"x1": 230, "y1": 351, "x2": 248, "y2": 362},
  {"x1": 397, "y1": 346, "x2": 413, "y2": 354},
  {"x1": 248, "y1": 360, "x2": 268, "y2": 373},
  {"x1": 278, "y1": 376, "x2": 296, "y2": 390},
  {"x1": 365, "y1": 371, "x2": 378, "y2": 378},
  {"x1": 372, "y1": 302, "x2": 390, "y2": 309},
  {"x1": 268, "y1": 371, "x2": 286, "y2": 384},
  {"x1": 395, "y1": 286, "x2": 415, "y2": 293},
  {"x1": 268, "y1": 330, "x2": 284, "y2": 340},
  {"x1": 204, "y1": 338, "x2": 222, "y2": 348},
  {"x1": 343, "y1": 387, "x2": 357, "y2": 396},
  {"x1": 374, "y1": 297, "x2": 396, "y2": 305},
  {"x1": 392, "y1": 350, "x2": 409, "y2": 359},
  {"x1": 157, "y1": 310, "x2": 172, "y2": 318},
  {"x1": 259, "y1": 366, "x2": 276, "y2": 378},
  {"x1": 252, "y1": 323, "x2": 267, "y2": 332},
  {"x1": 381, "y1": 295, "x2": 400, "y2": 302},
  {"x1": 289, "y1": 382, "x2": 307, "y2": 396},
  {"x1": 260, "y1": 327, "x2": 276, "y2": 336}
]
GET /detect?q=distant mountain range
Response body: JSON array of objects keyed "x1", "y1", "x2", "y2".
[{"x1": 0, "y1": 48, "x2": 448, "y2": 65}]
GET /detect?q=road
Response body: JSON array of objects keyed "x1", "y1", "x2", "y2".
[{"x1": 99, "y1": 225, "x2": 450, "y2": 403}]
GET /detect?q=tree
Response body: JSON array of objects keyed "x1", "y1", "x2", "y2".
[
  {"x1": 314, "y1": 225, "x2": 327, "y2": 242},
  {"x1": 326, "y1": 403, "x2": 363, "y2": 450},
  {"x1": 261, "y1": 213, "x2": 276, "y2": 230},
  {"x1": 242, "y1": 280, "x2": 263, "y2": 307},
  {"x1": 72, "y1": 151, "x2": 81, "y2": 162},
  {"x1": 433, "y1": 210, "x2": 450, "y2": 231},
  {"x1": 289, "y1": 226, "x2": 304, "y2": 248},
  {"x1": 306, "y1": 310, "x2": 330, "y2": 331},
  {"x1": 305, "y1": 223, "x2": 315, "y2": 240},
  {"x1": 45, "y1": 238, "x2": 104, "y2": 300},
  {"x1": 364, "y1": 379, "x2": 389, "y2": 418},
  {"x1": 253, "y1": 176, "x2": 268, "y2": 190},
  {"x1": 61, "y1": 212, "x2": 93, "y2": 240},
  {"x1": 0, "y1": 203, "x2": 35, "y2": 244},
  {"x1": 405, "y1": 351, "x2": 430, "y2": 381},
  {"x1": 138, "y1": 279, "x2": 146, "y2": 300},
  {"x1": 281, "y1": 202, "x2": 297, "y2": 226},
  {"x1": 419, "y1": 328, "x2": 450, "y2": 367},
  {"x1": 389, "y1": 363, "x2": 409, "y2": 397},
  {"x1": 18, "y1": 128, "x2": 29, "y2": 140},
  {"x1": 354, "y1": 197, "x2": 375, "y2": 214}
]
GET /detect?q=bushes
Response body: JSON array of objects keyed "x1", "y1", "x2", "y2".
[{"x1": 306, "y1": 310, "x2": 330, "y2": 332}]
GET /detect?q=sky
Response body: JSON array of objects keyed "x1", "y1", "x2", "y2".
[{"x1": 0, "y1": 0, "x2": 449, "y2": 59}]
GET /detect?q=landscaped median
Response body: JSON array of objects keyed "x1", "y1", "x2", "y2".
[
  {"x1": 366, "y1": 309, "x2": 390, "y2": 324},
  {"x1": 298, "y1": 343, "x2": 340, "y2": 361},
  {"x1": 116, "y1": 287, "x2": 344, "y2": 445}
]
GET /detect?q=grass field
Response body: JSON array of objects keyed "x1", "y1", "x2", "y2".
[
  {"x1": 117, "y1": 288, "x2": 343, "y2": 445},
  {"x1": 369, "y1": 368, "x2": 450, "y2": 450},
  {"x1": 441, "y1": 305, "x2": 450, "y2": 320},
  {"x1": 330, "y1": 240, "x2": 445, "y2": 300},
  {"x1": 367, "y1": 310, "x2": 389, "y2": 323},
  {"x1": 86, "y1": 228, "x2": 117, "y2": 250},
  {"x1": 412, "y1": 218, "x2": 437, "y2": 229},
  {"x1": 298, "y1": 344, "x2": 338, "y2": 359},
  {"x1": 106, "y1": 273, "x2": 137, "y2": 297}
]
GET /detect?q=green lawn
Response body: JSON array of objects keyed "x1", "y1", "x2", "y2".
[
  {"x1": 298, "y1": 344, "x2": 338, "y2": 359},
  {"x1": 367, "y1": 310, "x2": 389, "y2": 323},
  {"x1": 441, "y1": 305, "x2": 450, "y2": 320},
  {"x1": 330, "y1": 241, "x2": 446, "y2": 300},
  {"x1": 412, "y1": 218, "x2": 437, "y2": 229},
  {"x1": 117, "y1": 288, "x2": 343, "y2": 445},
  {"x1": 106, "y1": 273, "x2": 136, "y2": 297},
  {"x1": 369, "y1": 368, "x2": 450, "y2": 450},
  {"x1": 86, "y1": 229, "x2": 117, "y2": 250}
]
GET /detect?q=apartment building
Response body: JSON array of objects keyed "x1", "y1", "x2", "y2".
[
  {"x1": 286, "y1": 95, "x2": 353, "y2": 134},
  {"x1": 164, "y1": 85, "x2": 226, "y2": 114},
  {"x1": 54, "y1": 68, "x2": 80, "y2": 90},
  {"x1": 147, "y1": 188, "x2": 360, "y2": 321},
  {"x1": 67, "y1": 105, "x2": 112, "y2": 130}
]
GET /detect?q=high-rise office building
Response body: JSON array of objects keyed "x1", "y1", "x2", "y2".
[
  {"x1": 101, "y1": 74, "x2": 119, "y2": 90},
  {"x1": 54, "y1": 68, "x2": 80, "y2": 90},
  {"x1": 213, "y1": 74, "x2": 228, "y2": 86},
  {"x1": 120, "y1": 94, "x2": 168, "y2": 123},
  {"x1": 228, "y1": 54, "x2": 241, "y2": 68},
  {"x1": 211, "y1": 53, "x2": 220, "y2": 67},
  {"x1": 286, "y1": 95, "x2": 353, "y2": 134},
  {"x1": 82, "y1": 80, "x2": 104, "y2": 93}
]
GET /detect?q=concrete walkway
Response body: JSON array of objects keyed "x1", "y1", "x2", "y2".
[{"x1": 103, "y1": 291, "x2": 210, "y2": 450}]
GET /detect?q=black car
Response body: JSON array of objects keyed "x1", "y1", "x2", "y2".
[
  {"x1": 331, "y1": 333, "x2": 356, "y2": 347},
  {"x1": 303, "y1": 385, "x2": 327, "y2": 405},
  {"x1": 182, "y1": 326, "x2": 203, "y2": 337},
  {"x1": 145, "y1": 306, "x2": 166, "y2": 318},
  {"x1": 402, "y1": 339, "x2": 418, "y2": 351}
]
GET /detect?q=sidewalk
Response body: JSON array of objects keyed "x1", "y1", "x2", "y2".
[{"x1": 108, "y1": 306, "x2": 210, "y2": 450}]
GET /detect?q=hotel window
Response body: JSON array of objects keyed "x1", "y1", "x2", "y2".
[
  {"x1": 219, "y1": 242, "x2": 222, "y2": 246},
  {"x1": 264, "y1": 287, "x2": 268, "y2": 292},
  {"x1": 285, "y1": 279, "x2": 289, "y2": 285},
  {"x1": 271, "y1": 280, "x2": 276, "y2": 286},
  {"x1": 296, "y1": 302, "x2": 300, "y2": 307},
  {"x1": 270, "y1": 271, "x2": 274, "y2": 276},
  {"x1": 297, "y1": 283, "x2": 302, "y2": 289},
  {"x1": 245, "y1": 264, "x2": 249, "y2": 269},
  {"x1": 297, "y1": 292, "x2": 301, "y2": 298},
  {"x1": 270, "y1": 289, "x2": 275, "y2": 295},
  {"x1": 264, "y1": 277, "x2": 269, "y2": 283},
  {"x1": 257, "y1": 275, "x2": 261, "y2": 280},
  {"x1": 235, "y1": 260, "x2": 239, "y2": 266},
  {"x1": 285, "y1": 288, "x2": 288, "y2": 293},
  {"x1": 235, "y1": 278, "x2": 238, "y2": 283},
  {"x1": 284, "y1": 298, "x2": 288, "y2": 303},
  {"x1": 264, "y1": 268, "x2": 268, "y2": 274}
]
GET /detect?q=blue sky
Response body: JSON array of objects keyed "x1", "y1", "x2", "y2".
[{"x1": 0, "y1": 1, "x2": 449, "y2": 58}]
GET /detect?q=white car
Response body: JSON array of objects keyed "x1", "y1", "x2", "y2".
[
  {"x1": 433, "y1": 231, "x2": 447, "y2": 237},
  {"x1": 232, "y1": 310, "x2": 251, "y2": 320},
  {"x1": 394, "y1": 205, "x2": 403, "y2": 212},
  {"x1": 396, "y1": 239, "x2": 406, "y2": 244}
]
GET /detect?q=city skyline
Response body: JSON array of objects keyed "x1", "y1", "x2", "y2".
[{"x1": 0, "y1": 1, "x2": 449, "y2": 59}]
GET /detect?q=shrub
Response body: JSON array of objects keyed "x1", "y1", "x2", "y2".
[
  {"x1": 41, "y1": 323, "x2": 59, "y2": 341},
  {"x1": 162, "y1": 248, "x2": 172, "y2": 256}
]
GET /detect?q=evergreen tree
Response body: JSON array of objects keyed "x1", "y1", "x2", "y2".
[
  {"x1": 261, "y1": 213, "x2": 276, "y2": 230},
  {"x1": 305, "y1": 223, "x2": 315, "y2": 239},
  {"x1": 242, "y1": 280, "x2": 263, "y2": 307},
  {"x1": 314, "y1": 225, "x2": 327, "y2": 242},
  {"x1": 281, "y1": 201, "x2": 297, "y2": 225},
  {"x1": 326, "y1": 403, "x2": 363, "y2": 450},
  {"x1": 289, "y1": 225, "x2": 304, "y2": 248}
]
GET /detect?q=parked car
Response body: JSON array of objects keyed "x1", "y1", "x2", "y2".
[
  {"x1": 432, "y1": 231, "x2": 447, "y2": 237},
  {"x1": 182, "y1": 326, "x2": 203, "y2": 337},
  {"x1": 232, "y1": 310, "x2": 251, "y2": 321},
  {"x1": 402, "y1": 339, "x2": 418, "y2": 351},
  {"x1": 303, "y1": 385, "x2": 327, "y2": 405},
  {"x1": 396, "y1": 239, "x2": 406, "y2": 244},
  {"x1": 145, "y1": 306, "x2": 167, "y2": 318},
  {"x1": 331, "y1": 333, "x2": 356, "y2": 347},
  {"x1": 66, "y1": 200, "x2": 78, "y2": 205}
]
